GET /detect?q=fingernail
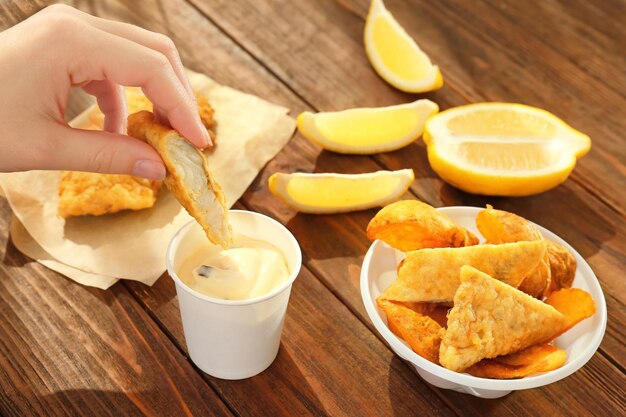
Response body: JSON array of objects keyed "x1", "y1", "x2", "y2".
[
  {"x1": 202, "y1": 128, "x2": 213, "y2": 147},
  {"x1": 132, "y1": 160, "x2": 166, "y2": 180}
]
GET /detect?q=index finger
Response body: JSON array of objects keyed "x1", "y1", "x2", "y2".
[{"x1": 67, "y1": 22, "x2": 210, "y2": 148}]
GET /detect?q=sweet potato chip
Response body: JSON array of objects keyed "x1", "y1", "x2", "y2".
[
  {"x1": 367, "y1": 200, "x2": 478, "y2": 251},
  {"x1": 439, "y1": 266, "x2": 567, "y2": 372},
  {"x1": 381, "y1": 240, "x2": 547, "y2": 303},
  {"x1": 466, "y1": 344, "x2": 567, "y2": 379},
  {"x1": 397, "y1": 302, "x2": 449, "y2": 328},
  {"x1": 544, "y1": 288, "x2": 596, "y2": 338},
  {"x1": 377, "y1": 298, "x2": 442, "y2": 363}
]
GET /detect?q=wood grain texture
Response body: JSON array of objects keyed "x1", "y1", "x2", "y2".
[
  {"x1": 0, "y1": 201, "x2": 233, "y2": 417},
  {"x1": 0, "y1": 0, "x2": 624, "y2": 416}
]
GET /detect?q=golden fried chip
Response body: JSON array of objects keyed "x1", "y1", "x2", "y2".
[
  {"x1": 466, "y1": 344, "x2": 567, "y2": 379},
  {"x1": 58, "y1": 172, "x2": 161, "y2": 218},
  {"x1": 367, "y1": 200, "x2": 478, "y2": 251},
  {"x1": 546, "y1": 240, "x2": 577, "y2": 293},
  {"x1": 377, "y1": 298, "x2": 442, "y2": 363},
  {"x1": 476, "y1": 204, "x2": 551, "y2": 299},
  {"x1": 439, "y1": 266, "x2": 567, "y2": 372},
  {"x1": 381, "y1": 240, "x2": 547, "y2": 303},
  {"x1": 544, "y1": 288, "x2": 595, "y2": 338},
  {"x1": 127, "y1": 111, "x2": 231, "y2": 247}
]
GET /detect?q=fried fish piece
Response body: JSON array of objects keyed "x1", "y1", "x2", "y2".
[
  {"x1": 381, "y1": 240, "x2": 547, "y2": 303},
  {"x1": 127, "y1": 110, "x2": 231, "y2": 247},
  {"x1": 546, "y1": 240, "x2": 576, "y2": 293},
  {"x1": 439, "y1": 266, "x2": 567, "y2": 372},
  {"x1": 57, "y1": 172, "x2": 161, "y2": 218},
  {"x1": 367, "y1": 200, "x2": 478, "y2": 251},
  {"x1": 476, "y1": 205, "x2": 551, "y2": 299}
]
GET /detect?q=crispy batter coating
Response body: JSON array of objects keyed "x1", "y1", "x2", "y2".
[
  {"x1": 439, "y1": 266, "x2": 567, "y2": 372},
  {"x1": 57, "y1": 172, "x2": 161, "y2": 218},
  {"x1": 59, "y1": 89, "x2": 218, "y2": 219},
  {"x1": 546, "y1": 240, "x2": 576, "y2": 292},
  {"x1": 367, "y1": 200, "x2": 478, "y2": 251},
  {"x1": 381, "y1": 240, "x2": 547, "y2": 303},
  {"x1": 127, "y1": 111, "x2": 230, "y2": 247},
  {"x1": 476, "y1": 205, "x2": 551, "y2": 299}
]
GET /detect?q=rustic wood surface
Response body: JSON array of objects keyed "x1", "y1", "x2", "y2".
[{"x1": 0, "y1": 0, "x2": 624, "y2": 416}]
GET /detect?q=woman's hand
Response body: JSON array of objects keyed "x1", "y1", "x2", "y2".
[{"x1": 0, "y1": 4, "x2": 211, "y2": 179}]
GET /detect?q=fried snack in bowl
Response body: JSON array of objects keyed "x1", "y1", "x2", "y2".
[
  {"x1": 360, "y1": 206, "x2": 606, "y2": 398},
  {"x1": 367, "y1": 200, "x2": 478, "y2": 251},
  {"x1": 377, "y1": 298, "x2": 442, "y2": 363},
  {"x1": 466, "y1": 344, "x2": 567, "y2": 379},
  {"x1": 439, "y1": 266, "x2": 567, "y2": 372},
  {"x1": 546, "y1": 240, "x2": 577, "y2": 293},
  {"x1": 476, "y1": 204, "x2": 551, "y2": 298},
  {"x1": 380, "y1": 240, "x2": 546, "y2": 303}
]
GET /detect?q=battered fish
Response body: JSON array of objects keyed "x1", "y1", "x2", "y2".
[
  {"x1": 57, "y1": 172, "x2": 161, "y2": 218},
  {"x1": 127, "y1": 110, "x2": 231, "y2": 247},
  {"x1": 439, "y1": 266, "x2": 567, "y2": 372}
]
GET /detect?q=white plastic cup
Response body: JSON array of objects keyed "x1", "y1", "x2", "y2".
[{"x1": 166, "y1": 210, "x2": 302, "y2": 380}]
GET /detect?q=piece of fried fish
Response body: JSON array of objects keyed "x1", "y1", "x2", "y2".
[
  {"x1": 127, "y1": 110, "x2": 231, "y2": 247},
  {"x1": 58, "y1": 172, "x2": 161, "y2": 218},
  {"x1": 439, "y1": 266, "x2": 567, "y2": 372}
]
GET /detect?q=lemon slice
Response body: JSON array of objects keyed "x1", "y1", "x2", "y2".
[
  {"x1": 364, "y1": 0, "x2": 443, "y2": 93},
  {"x1": 423, "y1": 103, "x2": 591, "y2": 196},
  {"x1": 298, "y1": 100, "x2": 438, "y2": 154},
  {"x1": 268, "y1": 169, "x2": 415, "y2": 214}
]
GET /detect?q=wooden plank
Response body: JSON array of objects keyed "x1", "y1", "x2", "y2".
[
  {"x1": 192, "y1": 0, "x2": 626, "y2": 214},
  {"x1": 0, "y1": 201, "x2": 233, "y2": 417}
]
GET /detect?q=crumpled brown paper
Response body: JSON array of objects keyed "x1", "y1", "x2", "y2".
[{"x1": 0, "y1": 70, "x2": 295, "y2": 289}]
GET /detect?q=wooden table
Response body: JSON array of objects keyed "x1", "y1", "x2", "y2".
[{"x1": 0, "y1": 1, "x2": 624, "y2": 415}]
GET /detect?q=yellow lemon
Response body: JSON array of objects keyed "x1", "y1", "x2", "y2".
[
  {"x1": 364, "y1": 0, "x2": 443, "y2": 93},
  {"x1": 268, "y1": 169, "x2": 414, "y2": 214},
  {"x1": 298, "y1": 100, "x2": 438, "y2": 154},
  {"x1": 423, "y1": 103, "x2": 591, "y2": 196}
]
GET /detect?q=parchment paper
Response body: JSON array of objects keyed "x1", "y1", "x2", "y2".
[{"x1": 0, "y1": 70, "x2": 295, "y2": 289}]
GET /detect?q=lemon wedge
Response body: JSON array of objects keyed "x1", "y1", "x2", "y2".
[
  {"x1": 364, "y1": 0, "x2": 443, "y2": 93},
  {"x1": 423, "y1": 103, "x2": 591, "y2": 196},
  {"x1": 268, "y1": 169, "x2": 415, "y2": 214},
  {"x1": 298, "y1": 100, "x2": 438, "y2": 154}
]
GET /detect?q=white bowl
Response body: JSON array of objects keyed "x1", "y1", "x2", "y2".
[{"x1": 360, "y1": 206, "x2": 607, "y2": 398}]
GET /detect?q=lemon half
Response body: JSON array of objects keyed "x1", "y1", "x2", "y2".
[
  {"x1": 424, "y1": 103, "x2": 591, "y2": 196},
  {"x1": 298, "y1": 100, "x2": 438, "y2": 154},
  {"x1": 364, "y1": 0, "x2": 443, "y2": 93},
  {"x1": 268, "y1": 169, "x2": 415, "y2": 214}
]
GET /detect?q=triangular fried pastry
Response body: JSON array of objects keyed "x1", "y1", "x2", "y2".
[
  {"x1": 127, "y1": 111, "x2": 231, "y2": 247},
  {"x1": 381, "y1": 240, "x2": 547, "y2": 303},
  {"x1": 439, "y1": 266, "x2": 567, "y2": 372}
]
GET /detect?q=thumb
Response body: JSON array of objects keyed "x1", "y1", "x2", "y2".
[{"x1": 51, "y1": 126, "x2": 166, "y2": 179}]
